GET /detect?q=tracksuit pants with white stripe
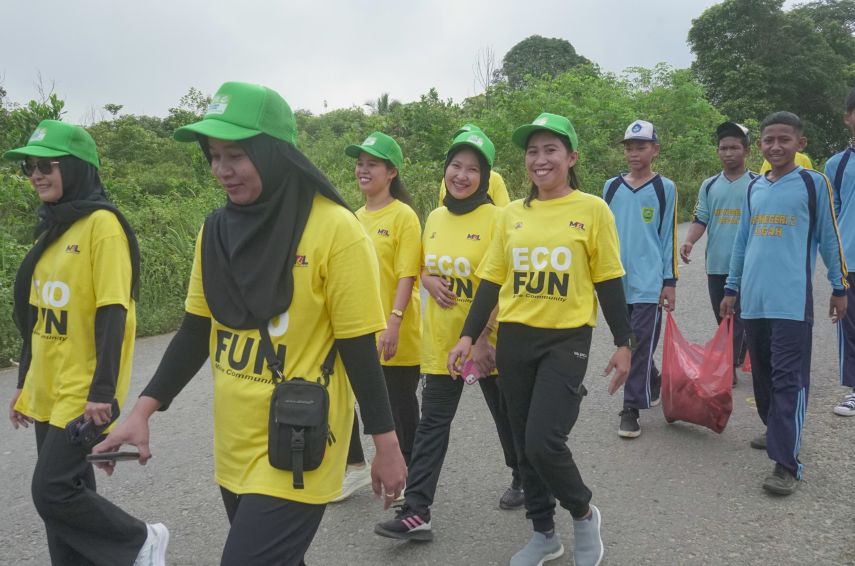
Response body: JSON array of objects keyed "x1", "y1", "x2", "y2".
[
  {"x1": 837, "y1": 274, "x2": 855, "y2": 388},
  {"x1": 623, "y1": 303, "x2": 662, "y2": 410},
  {"x1": 744, "y1": 318, "x2": 811, "y2": 479}
]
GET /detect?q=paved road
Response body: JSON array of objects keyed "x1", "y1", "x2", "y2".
[{"x1": 1, "y1": 224, "x2": 853, "y2": 565}]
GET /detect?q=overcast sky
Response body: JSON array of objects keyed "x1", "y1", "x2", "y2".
[{"x1": 0, "y1": 0, "x2": 796, "y2": 123}]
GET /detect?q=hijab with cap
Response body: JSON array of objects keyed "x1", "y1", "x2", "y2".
[{"x1": 442, "y1": 146, "x2": 493, "y2": 215}]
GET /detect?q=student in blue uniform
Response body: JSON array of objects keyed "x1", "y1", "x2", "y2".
[
  {"x1": 722, "y1": 111, "x2": 848, "y2": 495},
  {"x1": 603, "y1": 120, "x2": 678, "y2": 438},
  {"x1": 826, "y1": 89, "x2": 855, "y2": 417},
  {"x1": 680, "y1": 122, "x2": 757, "y2": 383}
]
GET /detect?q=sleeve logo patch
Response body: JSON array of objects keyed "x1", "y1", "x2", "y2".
[
  {"x1": 295, "y1": 255, "x2": 309, "y2": 266},
  {"x1": 377, "y1": 228, "x2": 390, "y2": 237},
  {"x1": 466, "y1": 233, "x2": 481, "y2": 240},
  {"x1": 65, "y1": 244, "x2": 81, "y2": 254},
  {"x1": 514, "y1": 221, "x2": 524, "y2": 230},
  {"x1": 641, "y1": 207, "x2": 655, "y2": 223},
  {"x1": 568, "y1": 221, "x2": 585, "y2": 231}
]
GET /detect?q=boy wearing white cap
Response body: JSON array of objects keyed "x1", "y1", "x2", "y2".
[{"x1": 603, "y1": 120, "x2": 678, "y2": 438}]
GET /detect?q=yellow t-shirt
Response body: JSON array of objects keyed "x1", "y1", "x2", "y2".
[
  {"x1": 422, "y1": 205, "x2": 499, "y2": 375},
  {"x1": 16, "y1": 210, "x2": 136, "y2": 428},
  {"x1": 759, "y1": 152, "x2": 813, "y2": 173},
  {"x1": 438, "y1": 170, "x2": 511, "y2": 208},
  {"x1": 186, "y1": 195, "x2": 386, "y2": 504},
  {"x1": 477, "y1": 192, "x2": 625, "y2": 329},
  {"x1": 355, "y1": 199, "x2": 422, "y2": 367}
]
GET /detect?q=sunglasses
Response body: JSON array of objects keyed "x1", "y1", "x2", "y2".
[{"x1": 21, "y1": 160, "x2": 60, "y2": 177}]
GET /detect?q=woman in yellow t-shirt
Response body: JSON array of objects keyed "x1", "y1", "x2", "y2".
[
  {"x1": 333, "y1": 132, "x2": 422, "y2": 502},
  {"x1": 374, "y1": 129, "x2": 523, "y2": 542},
  {"x1": 4, "y1": 120, "x2": 156, "y2": 564},
  {"x1": 449, "y1": 113, "x2": 633, "y2": 566},
  {"x1": 93, "y1": 82, "x2": 407, "y2": 565}
]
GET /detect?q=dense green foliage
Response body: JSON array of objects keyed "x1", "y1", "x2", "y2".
[{"x1": 688, "y1": 0, "x2": 855, "y2": 156}]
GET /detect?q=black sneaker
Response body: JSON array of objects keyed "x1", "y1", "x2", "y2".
[
  {"x1": 499, "y1": 485, "x2": 525, "y2": 510},
  {"x1": 650, "y1": 372, "x2": 661, "y2": 407},
  {"x1": 762, "y1": 463, "x2": 798, "y2": 495},
  {"x1": 732, "y1": 367, "x2": 739, "y2": 386},
  {"x1": 374, "y1": 506, "x2": 433, "y2": 542},
  {"x1": 749, "y1": 432, "x2": 767, "y2": 450},
  {"x1": 618, "y1": 408, "x2": 641, "y2": 438}
]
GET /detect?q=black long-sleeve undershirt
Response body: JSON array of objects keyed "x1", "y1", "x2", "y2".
[
  {"x1": 141, "y1": 312, "x2": 394, "y2": 434},
  {"x1": 461, "y1": 277, "x2": 633, "y2": 347},
  {"x1": 88, "y1": 304, "x2": 128, "y2": 403}
]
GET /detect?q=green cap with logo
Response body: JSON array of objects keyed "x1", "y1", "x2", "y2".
[
  {"x1": 345, "y1": 131, "x2": 403, "y2": 169},
  {"x1": 447, "y1": 129, "x2": 496, "y2": 167},
  {"x1": 3, "y1": 119, "x2": 100, "y2": 169},
  {"x1": 173, "y1": 82, "x2": 297, "y2": 146},
  {"x1": 452, "y1": 123, "x2": 482, "y2": 139},
  {"x1": 512, "y1": 113, "x2": 579, "y2": 151}
]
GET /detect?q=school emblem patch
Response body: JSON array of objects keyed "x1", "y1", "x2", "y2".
[{"x1": 641, "y1": 207, "x2": 655, "y2": 223}]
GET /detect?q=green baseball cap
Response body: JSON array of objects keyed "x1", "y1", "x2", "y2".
[
  {"x1": 452, "y1": 123, "x2": 483, "y2": 139},
  {"x1": 512, "y1": 113, "x2": 579, "y2": 151},
  {"x1": 173, "y1": 82, "x2": 297, "y2": 146},
  {"x1": 447, "y1": 130, "x2": 496, "y2": 167},
  {"x1": 345, "y1": 131, "x2": 403, "y2": 169},
  {"x1": 3, "y1": 119, "x2": 100, "y2": 169}
]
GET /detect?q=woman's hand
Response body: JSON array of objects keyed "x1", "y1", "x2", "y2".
[
  {"x1": 84, "y1": 401, "x2": 114, "y2": 426},
  {"x1": 447, "y1": 337, "x2": 473, "y2": 377},
  {"x1": 423, "y1": 274, "x2": 456, "y2": 309},
  {"x1": 90, "y1": 396, "x2": 160, "y2": 475},
  {"x1": 9, "y1": 389, "x2": 33, "y2": 429},
  {"x1": 470, "y1": 338, "x2": 496, "y2": 377},
  {"x1": 370, "y1": 431, "x2": 408, "y2": 509},
  {"x1": 377, "y1": 317, "x2": 401, "y2": 362},
  {"x1": 604, "y1": 346, "x2": 631, "y2": 395}
]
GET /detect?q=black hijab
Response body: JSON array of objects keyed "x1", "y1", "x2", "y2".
[
  {"x1": 442, "y1": 147, "x2": 493, "y2": 215},
  {"x1": 13, "y1": 156, "x2": 141, "y2": 336},
  {"x1": 199, "y1": 134, "x2": 350, "y2": 330}
]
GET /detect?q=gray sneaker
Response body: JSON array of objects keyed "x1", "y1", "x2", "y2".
[
  {"x1": 573, "y1": 505, "x2": 604, "y2": 566},
  {"x1": 509, "y1": 531, "x2": 564, "y2": 566},
  {"x1": 749, "y1": 431, "x2": 767, "y2": 450}
]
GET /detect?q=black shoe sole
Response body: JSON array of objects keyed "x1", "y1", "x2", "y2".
[
  {"x1": 374, "y1": 525, "x2": 434, "y2": 542},
  {"x1": 499, "y1": 499, "x2": 525, "y2": 510},
  {"x1": 762, "y1": 481, "x2": 797, "y2": 496}
]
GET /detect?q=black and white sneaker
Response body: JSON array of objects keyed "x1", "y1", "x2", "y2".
[
  {"x1": 833, "y1": 390, "x2": 855, "y2": 417},
  {"x1": 374, "y1": 506, "x2": 433, "y2": 542},
  {"x1": 618, "y1": 408, "x2": 641, "y2": 438}
]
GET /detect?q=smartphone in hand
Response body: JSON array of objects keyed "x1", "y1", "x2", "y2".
[
  {"x1": 86, "y1": 451, "x2": 141, "y2": 463},
  {"x1": 66, "y1": 399, "x2": 120, "y2": 447}
]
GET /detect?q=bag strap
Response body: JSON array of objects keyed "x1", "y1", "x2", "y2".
[{"x1": 257, "y1": 325, "x2": 337, "y2": 386}]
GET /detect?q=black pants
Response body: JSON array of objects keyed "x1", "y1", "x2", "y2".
[
  {"x1": 32, "y1": 422, "x2": 147, "y2": 566},
  {"x1": 404, "y1": 374, "x2": 520, "y2": 515},
  {"x1": 496, "y1": 323, "x2": 593, "y2": 533},
  {"x1": 348, "y1": 365, "x2": 420, "y2": 465},
  {"x1": 220, "y1": 488, "x2": 326, "y2": 566},
  {"x1": 707, "y1": 274, "x2": 748, "y2": 366}
]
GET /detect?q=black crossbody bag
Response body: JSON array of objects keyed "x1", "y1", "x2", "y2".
[{"x1": 258, "y1": 326, "x2": 336, "y2": 489}]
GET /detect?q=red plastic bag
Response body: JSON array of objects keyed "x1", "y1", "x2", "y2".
[{"x1": 661, "y1": 313, "x2": 734, "y2": 433}]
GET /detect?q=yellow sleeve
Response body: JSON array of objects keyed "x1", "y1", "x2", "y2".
[
  {"x1": 489, "y1": 172, "x2": 511, "y2": 207},
  {"x1": 91, "y1": 213, "x2": 132, "y2": 309},
  {"x1": 438, "y1": 179, "x2": 447, "y2": 204},
  {"x1": 184, "y1": 227, "x2": 212, "y2": 317},
  {"x1": 395, "y1": 208, "x2": 422, "y2": 279},
  {"x1": 589, "y1": 201, "x2": 626, "y2": 283},
  {"x1": 760, "y1": 160, "x2": 771, "y2": 174},
  {"x1": 475, "y1": 208, "x2": 508, "y2": 285},
  {"x1": 797, "y1": 152, "x2": 814, "y2": 170},
  {"x1": 326, "y1": 232, "x2": 387, "y2": 339}
]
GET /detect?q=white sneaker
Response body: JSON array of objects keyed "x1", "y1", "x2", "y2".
[
  {"x1": 331, "y1": 462, "x2": 372, "y2": 503},
  {"x1": 833, "y1": 391, "x2": 855, "y2": 417},
  {"x1": 134, "y1": 523, "x2": 169, "y2": 566}
]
